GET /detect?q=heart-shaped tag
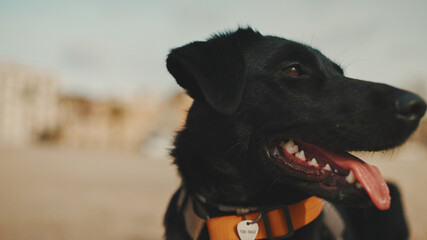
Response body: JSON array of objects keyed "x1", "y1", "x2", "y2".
[{"x1": 237, "y1": 220, "x2": 259, "y2": 240}]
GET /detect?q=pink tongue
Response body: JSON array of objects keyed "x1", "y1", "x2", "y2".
[
  {"x1": 322, "y1": 150, "x2": 391, "y2": 210},
  {"x1": 297, "y1": 141, "x2": 391, "y2": 210}
]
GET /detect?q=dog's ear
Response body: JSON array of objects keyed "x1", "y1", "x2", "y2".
[{"x1": 166, "y1": 28, "x2": 262, "y2": 114}]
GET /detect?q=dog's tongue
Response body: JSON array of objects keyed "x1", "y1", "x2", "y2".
[
  {"x1": 299, "y1": 141, "x2": 390, "y2": 210},
  {"x1": 322, "y1": 150, "x2": 391, "y2": 210}
]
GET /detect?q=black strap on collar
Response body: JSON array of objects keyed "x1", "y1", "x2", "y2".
[{"x1": 192, "y1": 192, "x2": 260, "y2": 218}]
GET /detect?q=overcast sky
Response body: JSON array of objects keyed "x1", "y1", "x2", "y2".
[{"x1": 1, "y1": 0, "x2": 426, "y2": 98}]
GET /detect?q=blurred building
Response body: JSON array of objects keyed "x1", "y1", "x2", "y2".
[
  {"x1": 0, "y1": 64, "x2": 193, "y2": 154},
  {"x1": 57, "y1": 94, "x2": 163, "y2": 152},
  {"x1": 0, "y1": 65, "x2": 58, "y2": 147},
  {"x1": 142, "y1": 92, "x2": 192, "y2": 158},
  {"x1": 57, "y1": 92, "x2": 192, "y2": 155}
]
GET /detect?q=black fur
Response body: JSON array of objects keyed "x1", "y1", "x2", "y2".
[{"x1": 164, "y1": 27, "x2": 425, "y2": 239}]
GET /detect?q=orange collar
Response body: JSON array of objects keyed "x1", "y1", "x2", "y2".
[
  {"x1": 177, "y1": 188, "x2": 324, "y2": 239},
  {"x1": 206, "y1": 196, "x2": 323, "y2": 239}
]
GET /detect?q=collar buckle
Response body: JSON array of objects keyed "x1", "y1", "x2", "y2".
[{"x1": 260, "y1": 205, "x2": 294, "y2": 239}]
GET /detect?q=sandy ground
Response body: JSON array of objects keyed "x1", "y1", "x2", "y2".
[{"x1": 0, "y1": 142, "x2": 426, "y2": 240}]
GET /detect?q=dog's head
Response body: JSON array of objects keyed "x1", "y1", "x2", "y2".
[{"x1": 167, "y1": 28, "x2": 426, "y2": 210}]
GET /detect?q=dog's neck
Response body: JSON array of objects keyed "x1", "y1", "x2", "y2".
[{"x1": 172, "y1": 101, "x2": 309, "y2": 207}]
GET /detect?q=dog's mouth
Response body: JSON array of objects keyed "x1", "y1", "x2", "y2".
[{"x1": 266, "y1": 139, "x2": 390, "y2": 210}]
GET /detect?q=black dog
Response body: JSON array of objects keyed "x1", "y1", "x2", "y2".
[{"x1": 164, "y1": 28, "x2": 426, "y2": 240}]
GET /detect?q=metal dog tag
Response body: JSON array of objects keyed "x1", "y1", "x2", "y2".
[{"x1": 237, "y1": 220, "x2": 259, "y2": 240}]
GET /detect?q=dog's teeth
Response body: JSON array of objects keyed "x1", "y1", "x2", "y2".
[
  {"x1": 323, "y1": 164, "x2": 332, "y2": 171},
  {"x1": 308, "y1": 158, "x2": 319, "y2": 167},
  {"x1": 285, "y1": 139, "x2": 294, "y2": 146},
  {"x1": 346, "y1": 170, "x2": 356, "y2": 184},
  {"x1": 283, "y1": 140, "x2": 292, "y2": 150},
  {"x1": 290, "y1": 145, "x2": 299, "y2": 154},
  {"x1": 355, "y1": 182, "x2": 363, "y2": 189},
  {"x1": 334, "y1": 169, "x2": 338, "y2": 173},
  {"x1": 296, "y1": 150, "x2": 306, "y2": 161},
  {"x1": 284, "y1": 139, "x2": 299, "y2": 154}
]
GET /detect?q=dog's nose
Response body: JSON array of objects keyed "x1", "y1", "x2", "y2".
[{"x1": 395, "y1": 92, "x2": 426, "y2": 121}]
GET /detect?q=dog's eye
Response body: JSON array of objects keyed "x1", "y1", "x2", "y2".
[{"x1": 283, "y1": 64, "x2": 303, "y2": 76}]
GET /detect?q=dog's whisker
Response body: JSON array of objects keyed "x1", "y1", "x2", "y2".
[{"x1": 267, "y1": 176, "x2": 281, "y2": 193}]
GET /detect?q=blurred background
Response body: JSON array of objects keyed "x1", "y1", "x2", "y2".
[{"x1": 1, "y1": 0, "x2": 427, "y2": 239}]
